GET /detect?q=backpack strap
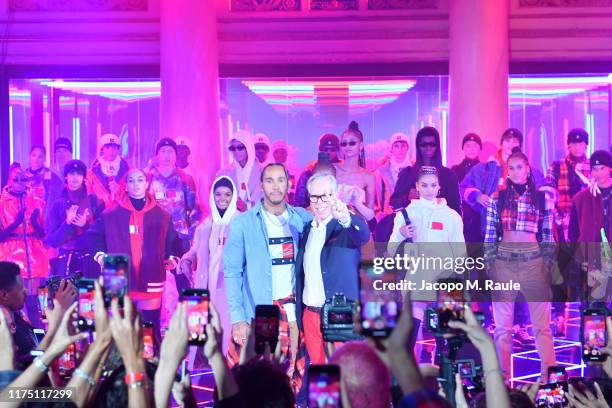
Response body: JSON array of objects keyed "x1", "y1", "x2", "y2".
[{"x1": 400, "y1": 208, "x2": 410, "y2": 225}]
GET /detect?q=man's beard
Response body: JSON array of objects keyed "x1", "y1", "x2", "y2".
[{"x1": 266, "y1": 193, "x2": 286, "y2": 206}]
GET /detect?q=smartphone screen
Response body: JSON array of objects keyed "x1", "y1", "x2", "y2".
[
  {"x1": 143, "y1": 322, "x2": 155, "y2": 359},
  {"x1": 77, "y1": 279, "x2": 96, "y2": 331},
  {"x1": 455, "y1": 360, "x2": 474, "y2": 379},
  {"x1": 308, "y1": 365, "x2": 341, "y2": 408},
  {"x1": 181, "y1": 289, "x2": 209, "y2": 345},
  {"x1": 37, "y1": 286, "x2": 49, "y2": 320},
  {"x1": 535, "y1": 382, "x2": 567, "y2": 408},
  {"x1": 547, "y1": 366, "x2": 567, "y2": 384},
  {"x1": 58, "y1": 343, "x2": 77, "y2": 379},
  {"x1": 582, "y1": 310, "x2": 607, "y2": 362},
  {"x1": 255, "y1": 305, "x2": 280, "y2": 355},
  {"x1": 103, "y1": 254, "x2": 129, "y2": 306},
  {"x1": 359, "y1": 262, "x2": 400, "y2": 338}
]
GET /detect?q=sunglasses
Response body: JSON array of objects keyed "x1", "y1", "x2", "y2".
[
  {"x1": 419, "y1": 142, "x2": 437, "y2": 148},
  {"x1": 11, "y1": 177, "x2": 28, "y2": 183},
  {"x1": 309, "y1": 194, "x2": 332, "y2": 203},
  {"x1": 340, "y1": 141, "x2": 358, "y2": 147},
  {"x1": 228, "y1": 145, "x2": 246, "y2": 152}
]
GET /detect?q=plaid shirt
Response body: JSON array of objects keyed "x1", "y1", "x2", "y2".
[{"x1": 484, "y1": 188, "x2": 555, "y2": 271}]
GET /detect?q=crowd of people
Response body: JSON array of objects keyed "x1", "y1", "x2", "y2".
[{"x1": 0, "y1": 121, "x2": 611, "y2": 407}]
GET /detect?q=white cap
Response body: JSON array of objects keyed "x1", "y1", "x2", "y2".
[
  {"x1": 389, "y1": 132, "x2": 409, "y2": 145},
  {"x1": 175, "y1": 136, "x2": 193, "y2": 152},
  {"x1": 100, "y1": 133, "x2": 120, "y2": 147},
  {"x1": 254, "y1": 133, "x2": 270, "y2": 147}
]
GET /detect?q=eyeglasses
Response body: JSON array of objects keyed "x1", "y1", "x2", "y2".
[
  {"x1": 419, "y1": 142, "x2": 437, "y2": 148},
  {"x1": 11, "y1": 177, "x2": 28, "y2": 183},
  {"x1": 228, "y1": 145, "x2": 246, "y2": 152},
  {"x1": 340, "y1": 141, "x2": 358, "y2": 147},
  {"x1": 309, "y1": 194, "x2": 332, "y2": 203}
]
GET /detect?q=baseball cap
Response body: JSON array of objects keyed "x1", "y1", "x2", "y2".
[
  {"x1": 99, "y1": 133, "x2": 121, "y2": 148},
  {"x1": 318, "y1": 133, "x2": 340, "y2": 152}
]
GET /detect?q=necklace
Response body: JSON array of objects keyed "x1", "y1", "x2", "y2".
[{"x1": 262, "y1": 207, "x2": 288, "y2": 227}]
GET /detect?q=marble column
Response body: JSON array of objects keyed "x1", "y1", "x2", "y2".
[{"x1": 449, "y1": 0, "x2": 510, "y2": 161}]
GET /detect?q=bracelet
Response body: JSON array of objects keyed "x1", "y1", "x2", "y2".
[
  {"x1": 124, "y1": 371, "x2": 145, "y2": 385},
  {"x1": 74, "y1": 368, "x2": 96, "y2": 386},
  {"x1": 33, "y1": 356, "x2": 49, "y2": 373},
  {"x1": 128, "y1": 381, "x2": 144, "y2": 389}
]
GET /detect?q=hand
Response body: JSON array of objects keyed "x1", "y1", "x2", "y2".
[
  {"x1": 231, "y1": 321, "x2": 250, "y2": 347},
  {"x1": 516, "y1": 381, "x2": 539, "y2": 403},
  {"x1": 331, "y1": 193, "x2": 350, "y2": 224},
  {"x1": 30, "y1": 208, "x2": 41, "y2": 224},
  {"x1": 590, "y1": 181, "x2": 601, "y2": 197},
  {"x1": 46, "y1": 302, "x2": 87, "y2": 358},
  {"x1": 600, "y1": 317, "x2": 612, "y2": 378},
  {"x1": 171, "y1": 375, "x2": 196, "y2": 408},
  {"x1": 448, "y1": 307, "x2": 495, "y2": 354},
  {"x1": 66, "y1": 205, "x2": 78, "y2": 224},
  {"x1": 72, "y1": 209, "x2": 89, "y2": 227},
  {"x1": 92, "y1": 279, "x2": 111, "y2": 343},
  {"x1": 109, "y1": 297, "x2": 144, "y2": 371},
  {"x1": 54, "y1": 280, "x2": 77, "y2": 312},
  {"x1": 568, "y1": 382, "x2": 608, "y2": 408},
  {"x1": 477, "y1": 193, "x2": 491, "y2": 207},
  {"x1": 160, "y1": 302, "x2": 188, "y2": 366},
  {"x1": 203, "y1": 302, "x2": 224, "y2": 360},
  {"x1": 399, "y1": 224, "x2": 414, "y2": 239},
  {"x1": 454, "y1": 373, "x2": 469, "y2": 408},
  {"x1": 352, "y1": 187, "x2": 366, "y2": 205}
]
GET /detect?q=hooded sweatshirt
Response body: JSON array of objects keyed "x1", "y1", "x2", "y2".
[
  {"x1": 216, "y1": 130, "x2": 263, "y2": 210},
  {"x1": 182, "y1": 176, "x2": 238, "y2": 354},
  {"x1": 389, "y1": 130, "x2": 461, "y2": 215},
  {"x1": 387, "y1": 197, "x2": 466, "y2": 301}
]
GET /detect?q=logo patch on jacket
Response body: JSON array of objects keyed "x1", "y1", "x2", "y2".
[{"x1": 431, "y1": 221, "x2": 444, "y2": 230}]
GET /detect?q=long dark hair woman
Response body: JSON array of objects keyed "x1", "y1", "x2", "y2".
[{"x1": 483, "y1": 147, "x2": 556, "y2": 380}]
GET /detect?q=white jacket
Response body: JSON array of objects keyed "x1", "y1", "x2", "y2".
[{"x1": 387, "y1": 198, "x2": 467, "y2": 301}]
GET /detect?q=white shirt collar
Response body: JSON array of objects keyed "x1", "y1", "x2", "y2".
[{"x1": 311, "y1": 215, "x2": 333, "y2": 230}]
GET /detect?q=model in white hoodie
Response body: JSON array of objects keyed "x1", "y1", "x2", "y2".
[{"x1": 387, "y1": 166, "x2": 466, "y2": 302}]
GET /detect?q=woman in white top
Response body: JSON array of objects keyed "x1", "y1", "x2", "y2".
[
  {"x1": 181, "y1": 176, "x2": 238, "y2": 361},
  {"x1": 387, "y1": 166, "x2": 466, "y2": 362},
  {"x1": 335, "y1": 121, "x2": 376, "y2": 225}
]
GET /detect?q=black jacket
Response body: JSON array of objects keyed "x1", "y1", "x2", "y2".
[{"x1": 295, "y1": 213, "x2": 370, "y2": 331}]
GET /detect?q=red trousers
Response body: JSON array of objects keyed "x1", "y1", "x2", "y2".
[{"x1": 303, "y1": 308, "x2": 326, "y2": 365}]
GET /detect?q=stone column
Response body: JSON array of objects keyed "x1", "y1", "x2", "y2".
[{"x1": 449, "y1": 0, "x2": 510, "y2": 161}]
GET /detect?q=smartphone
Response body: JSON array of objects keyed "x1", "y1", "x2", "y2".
[
  {"x1": 547, "y1": 366, "x2": 566, "y2": 383},
  {"x1": 255, "y1": 305, "x2": 280, "y2": 355},
  {"x1": 455, "y1": 360, "x2": 475, "y2": 379},
  {"x1": 103, "y1": 254, "x2": 129, "y2": 307},
  {"x1": 58, "y1": 343, "x2": 77, "y2": 379},
  {"x1": 180, "y1": 289, "x2": 209, "y2": 345},
  {"x1": 143, "y1": 321, "x2": 155, "y2": 359},
  {"x1": 308, "y1": 365, "x2": 341, "y2": 408},
  {"x1": 77, "y1": 279, "x2": 96, "y2": 331},
  {"x1": 435, "y1": 279, "x2": 465, "y2": 332},
  {"x1": 581, "y1": 309, "x2": 607, "y2": 363},
  {"x1": 535, "y1": 382, "x2": 567, "y2": 408},
  {"x1": 359, "y1": 262, "x2": 401, "y2": 338},
  {"x1": 37, "y1": 286, "x2": 49, "y2": 320}
]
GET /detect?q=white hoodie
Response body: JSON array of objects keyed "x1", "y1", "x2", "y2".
[{"x1": 388, "y1": 198, "x2": 467, "y2": 301}]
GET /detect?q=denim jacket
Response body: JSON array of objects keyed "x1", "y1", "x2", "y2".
[{"x1": 223, "y1": 201, "x2": 313, "y2": 324}]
